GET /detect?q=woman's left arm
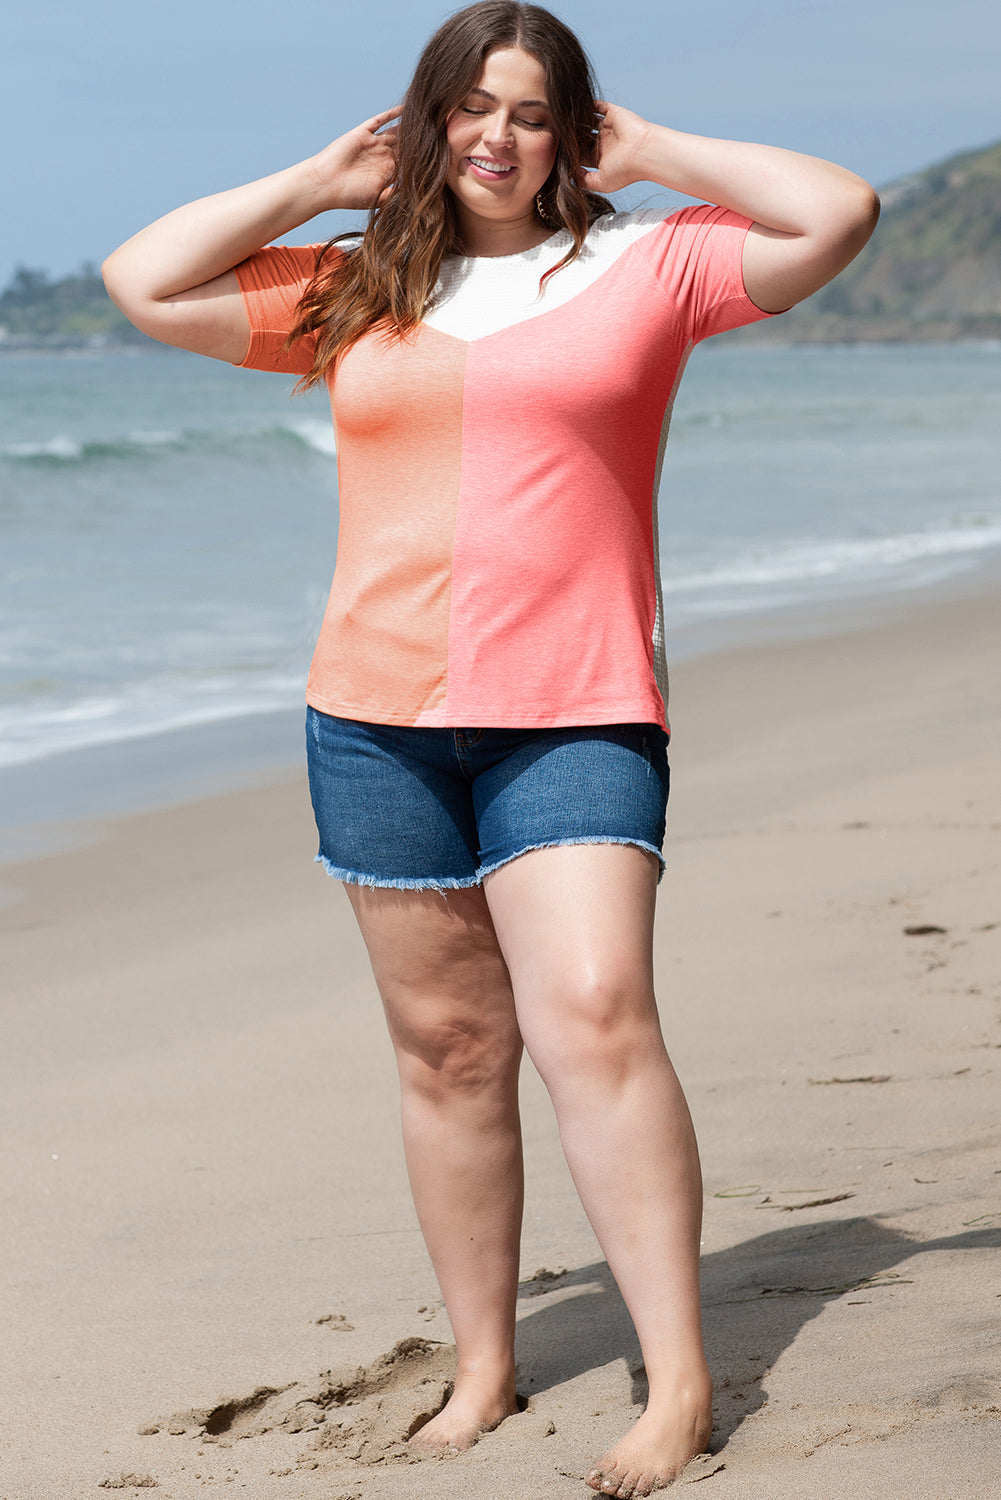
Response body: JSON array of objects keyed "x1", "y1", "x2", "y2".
[{"x1": 585, "y1": 104, "x2": 880, "y2": 312}]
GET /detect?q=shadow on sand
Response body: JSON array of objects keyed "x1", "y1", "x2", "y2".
[{"x1": 512, "y1": 1217, "x2": 1001, "y2": 1440}]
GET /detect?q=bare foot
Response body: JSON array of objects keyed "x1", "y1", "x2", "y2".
[
  {"x1": 585, "y1": 1378, "x2": 713, "y2": 1497},
  {"x1": 409, "y1": 1371, "x2": 519, "y2": 1454}
]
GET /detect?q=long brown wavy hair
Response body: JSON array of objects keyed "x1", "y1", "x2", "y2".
[{"x1": 288, "y1": 0, "x2": 614, "y2": 388}]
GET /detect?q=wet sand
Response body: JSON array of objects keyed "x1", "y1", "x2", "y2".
[{"x1": 1, "y1": 584, "x2": 999, "y2": 1498}]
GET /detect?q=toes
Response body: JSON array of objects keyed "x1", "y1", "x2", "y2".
[
  {"x1": 590, "y1": 1466, "x2": 672, "y2": 1498},
  {"x1": 587, "y1": 1467, "x2": 626, "y2": 1497},
  {"x1": 590, "y1": 1456, "x2": 679, "y2": 1498}
]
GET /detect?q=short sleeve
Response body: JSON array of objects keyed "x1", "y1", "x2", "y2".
[
  {"x1": 640, "y1": 204, "x2": 778, "y2": 344},
  {"x1": 233, "y1": 243, "x2": 340, "y2": 375}
]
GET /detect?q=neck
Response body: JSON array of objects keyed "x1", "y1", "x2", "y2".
[{"x1": 454, "y1": 207, "x2": 554, "y2": 258}]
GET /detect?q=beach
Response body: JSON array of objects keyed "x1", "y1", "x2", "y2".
[{"x1": 2, "y1": 579, "x2": 999, "y2": 1499}]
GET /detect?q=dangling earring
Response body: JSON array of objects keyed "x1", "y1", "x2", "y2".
[{"x1": 536, "y1": 189, "x2": 554, "y2": 226}]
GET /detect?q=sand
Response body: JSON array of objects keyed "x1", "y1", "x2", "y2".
[{"x1": 1, "y1": 585, "x2": 999, "y2": 1499}]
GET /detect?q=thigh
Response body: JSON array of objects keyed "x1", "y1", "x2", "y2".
[
  {"x1": 345, "y1": 883, "x2": 520, "y2": 1067},
  {"x1": 482, "y1": 842, "x2": 662, "y2": 1076}
]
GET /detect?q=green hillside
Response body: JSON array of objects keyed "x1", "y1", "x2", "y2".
[
  {"x1": 731, "y1": 138, "x2": 1001, "y2": 343},
  {"x1": 0, "y1": 264, "x2": 148, "y2": 348}
]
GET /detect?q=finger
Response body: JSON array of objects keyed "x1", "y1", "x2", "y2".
[{"x1": 364, "y1": 104, "x2": 404, "y2": 132}]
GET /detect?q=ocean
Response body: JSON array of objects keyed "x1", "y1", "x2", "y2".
[{"x1": 1, "y1": 340, "x2": 999, "y2": 835}]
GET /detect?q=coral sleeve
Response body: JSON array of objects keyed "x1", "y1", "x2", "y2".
[
  {"x1": 644, "y1": 204, "x2": 778, "y2": 343},
  {"x1": 233, "y1": 243, "x2": 342, "y2": 375}
]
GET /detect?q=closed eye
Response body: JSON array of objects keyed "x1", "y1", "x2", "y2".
[{"x1": 458, "y1": 106, "x2": 549, "y2": 129}]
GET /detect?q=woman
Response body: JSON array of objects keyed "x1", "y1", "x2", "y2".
[{"x1": 103, "y1": 4, "x2": 878, "y2": 1494}]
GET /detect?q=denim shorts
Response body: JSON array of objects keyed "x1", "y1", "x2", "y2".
[{"x1": 305, "y1": 708, "x2": 670, "y2": 891}]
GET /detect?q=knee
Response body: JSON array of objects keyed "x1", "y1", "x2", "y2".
[
  {"x1": 394, "y1": 1009, "x2": 522, "y2": 1103},
  {"x1": 527, "y1": 970, "x2": 663, "y2": 1087}
]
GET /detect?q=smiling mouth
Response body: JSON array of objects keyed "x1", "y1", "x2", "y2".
[{"x1": 467, "y1": 156, "x2": 515, "y2": 176}]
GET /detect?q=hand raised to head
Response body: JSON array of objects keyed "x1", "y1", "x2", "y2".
[
  {"x1": 580, "y1": 100, "x2": 654, "y2": 196},
  {"x1": 310, "y1": 106, "x2": 402, "y2": 211}
]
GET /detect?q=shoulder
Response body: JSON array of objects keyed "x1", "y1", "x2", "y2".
[
  {"x1": 578, "y1": 207, "x2": 713, "y2": 265},
  {"x1": 584, "y1": 207, "x2": 670, "y2": 246},
  {"x1": 587, "y1": 207, "x2": 673, "y2": 235},
  {"x1": 585, "y1": 204, "x2": 748, "y2": 244},
  {"x1": 565, "y1": 207, "x2": 706, "y2": 281},
  {"x1": 583, "y1": 206, "x2": 757, "y2": 288}
]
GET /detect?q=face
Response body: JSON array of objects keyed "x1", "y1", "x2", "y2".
[{"x1": 445, "y1": 48, "x2": 558, "y2": 234}]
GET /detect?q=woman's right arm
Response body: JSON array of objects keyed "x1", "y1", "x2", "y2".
[{"x1": 102, "y1": 108, "x2": 400, "y2": 364}]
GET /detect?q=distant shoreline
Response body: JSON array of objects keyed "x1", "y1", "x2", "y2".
[
  {"x1": 722, "y1": 315, "x2": 1001, "y2": 347},
  {"x1": 0, "y1": 333, "x2": 156, "y2": 354}
]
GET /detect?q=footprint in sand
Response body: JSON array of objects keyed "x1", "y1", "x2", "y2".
[{"x1": 149, "y1": 1337, "x2": 459, "y2": 1466}]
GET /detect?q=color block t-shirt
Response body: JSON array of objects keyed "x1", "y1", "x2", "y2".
[{"x1": 235, "y1": 206, "x2": 774, "y2": 730}]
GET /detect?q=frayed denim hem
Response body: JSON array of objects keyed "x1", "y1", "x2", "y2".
[
  {"x1": 477, "y1": 835, "x2": 666, "y2": 884},
  {"x1": 315, "y1": 837, "x2": 665, "y2": 891},
  {"x1": 313, "y1": 852, "x2": 480, "y2": 892}
]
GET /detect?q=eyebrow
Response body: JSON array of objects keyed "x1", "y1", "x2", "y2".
[{"x1": 467, "y1": 86, "x2": 551, "y2": 109}]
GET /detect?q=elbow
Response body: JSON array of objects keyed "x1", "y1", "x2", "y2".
[
  {"x1": 819, "y1": 182, "x2": 880, "y2": 278},
  {"x1": 843, "y1": 181, "x2": 880, "y2": 256},
  {"x1": 101, "y1": 250, "x2": 130, "y2": 311},
  {"x1": 102, "y1": 249, "x2": 156, "y2": 334},
  {"x1": 856, "y1": 182, "x2": 881, "y2": 237}
]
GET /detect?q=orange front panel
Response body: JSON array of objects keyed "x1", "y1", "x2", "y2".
[{"x1": 305, "y1": 325, "x2": 467, "y2": 724}]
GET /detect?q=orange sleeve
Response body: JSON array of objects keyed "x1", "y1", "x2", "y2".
[{"x1": 233, "y1": 243, "x2": 343, "y2": 375}]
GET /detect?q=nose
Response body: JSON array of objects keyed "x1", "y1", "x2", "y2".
[{"x1": 482, "y1": 109, "x2": 515, "y2": 149}]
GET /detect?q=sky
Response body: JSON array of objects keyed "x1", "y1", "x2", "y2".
[{"x1": 2, "y1": 0, "x2": 999, "y2": 287}]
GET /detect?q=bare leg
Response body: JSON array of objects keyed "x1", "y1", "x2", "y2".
[
  {"x1": 345, "y1": 883, "x2": 524, "y2": 1450},
  {"x1": 484, "y1": 845, "x2": 712, "y2": 1497}
]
